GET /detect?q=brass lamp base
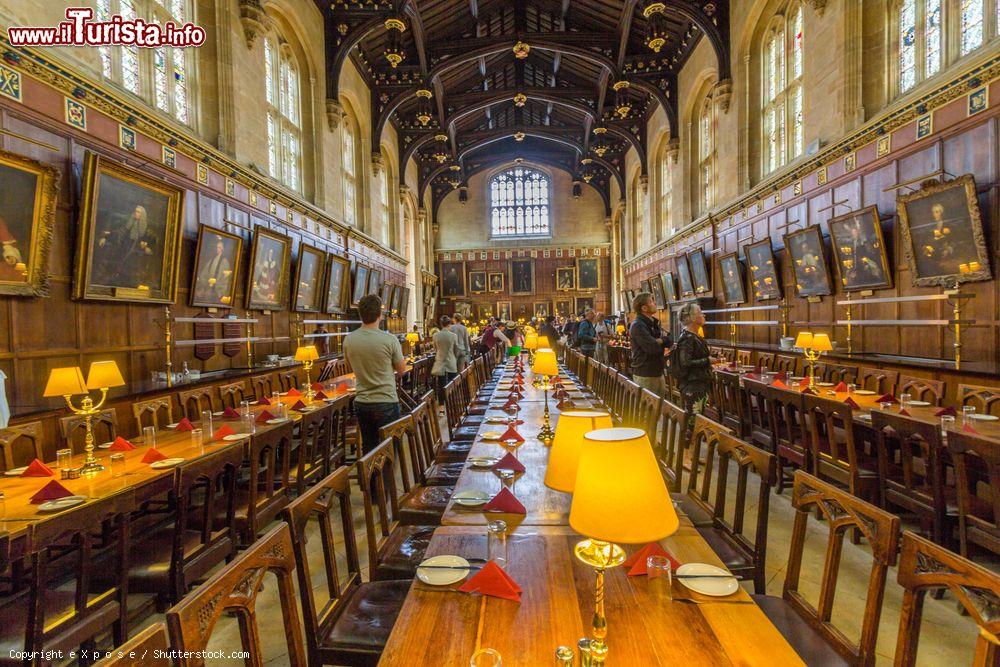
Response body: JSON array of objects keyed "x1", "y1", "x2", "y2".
[
  {"x1": 79, "y1": 460, "x2": 106, "y2": 477},
  {"x1": 574, "y1": 538, "x2": 626, "y2": 569},
  {"x1": 574, "y1": 538, "x2": 626, "y2": 666},
  {"x1": 538, "y1": 380, "x2": 555, "y2": 445}
]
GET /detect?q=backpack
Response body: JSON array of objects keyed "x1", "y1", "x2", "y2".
[{"x1": 665, "y1": 332, "x2": 687, "y2": 379}]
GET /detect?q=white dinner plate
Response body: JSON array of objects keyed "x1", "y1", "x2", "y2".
[
  {"x1": 970, "y1": 414, "x2": 999, "y2": 421},
  {"x1": 858, "y1": 413, "x2": 873, "y2": 421},
  {"x1": 97, "y1": 441, "x2": 115, "y2": 449},
  {"x1": 150, "y1": 458, "x2": 185, "y2": 469},
  {"x1": 223, "y1": 433, "x2": 251, "y2": 441},
  {"x1": 416, "y1": 555, "x2": 471, "y2": 586},
  {"x1": 816, "y1": 382, "x2": 834, "y2": 387},
  {"x1": 907, "y1": 400, "x2": 931, "y2": 407},
  {"x1": 266, "y1": 418, "x2": 290, "y2": 425},
  {"x1": 213, "y1": 411, "x2": 225, "y2": 417},
  {"x1": 854, "y1": 390, "x2": 877, "y2": 396},
  {"x1": 37, "y1": 495, "x2": 87, "y2": 513},
  {"x1": 480, "y1": 431, "x2": 503, "y2": 441},
  {"x1": 468, "y1": 456, "x2": 500, "y2": 469},
  {"x1": 675, "y1": 563, "x2": 740, "y2": 597},
  {"x1": 485, "y1": 417, "x2": 512, "y2": 424},
  {"x1": 453, "y1": 490, "x2": 491, "y2": 507},
  {"x1": 165, "y1": 422, "x2": 179, "y2": 429},
  {"x1": 4, "y1": 466, "x2": 27, "y2": 477}
]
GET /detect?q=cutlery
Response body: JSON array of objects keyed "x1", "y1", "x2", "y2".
[
  {"x1": 416, "y1": 564, "x2": 483, "y2": 571},
  {"x1": 675, "y1": 573, "x2": 738, "y2": 580}
]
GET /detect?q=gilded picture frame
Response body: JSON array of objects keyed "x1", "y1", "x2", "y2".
[
  {"x1": 245, "y1": 227, "x2": 291, "y2": 311},
  {"x1": 675, "y1": 255, "x2": 695, "y2": 297},
  {"x1": 368, "y1": 268, "x2": 383, "y2": 297},
  {"x1": 391, "y1": 282, "x2": 404, "y2": 315},
  {"x1": 783, "y1": 225, "x2": 833, "y2": 297},
  {"x1": 687, "y1": 248, "x2": 711, "y2": 295},
  {"x1": 718, "y1": 252, "x2": 746, "y2": 305},
  {"x1": 293, "y1": 244, "x2": 326, "y2": 313},
  {"x1": 575, "y1": 295, "x2": 595, "y2": 313},
  {"x1": 650, "y1": 272, "x2": 667, "y2": 308},
  {"x1": 488, "y1": 272, "x2": 505, "y2": 292},
  {"x1": 440, "y1": 261, "x2": 465, "y2": 297},
  {"x1": 555, "y1": 299, "x2": 572, "y2": 317},
  {"x1": 828, "y1": 206, "x2": 893, "y2": 292},
  {"x1": 660, "y1": 272, "x2": 677, "y2": 303},
  {"x1": 510, "y1": 258, "x2": 534, "y2": 295},
  {"x1": 0, "y1": 147, "x2": 59, "y2": 297},
  {"x1": 351, "y1": 263, "x2": 369, "y2": 306},
  {"x1": 576, "y1": 257, "x2": 600, "y2": 290},
  {"x1": 744, "y1": 238, "x2": 782, "y2": 301},
  {"x1": 469, "y1": 270, "x2": 488, "y2": 294},
  {"x1": 74, "y1": 151, "x2": 184, "y2": 303},
  {"x1": 555, "y1": 266, "x2": 576, "y2": 291},
  {"x1": 324, "y1": 253, "x2": 350, "y2": 314},
  {"x1": 190, "y1": 224, "x2": 243, "y2": 309},
  {"x1": 496, "y1": 300, "x2": 512, "y2": 321},
  {"x1": 533, "y1": 301, "x2": 550, "y2": 318}
]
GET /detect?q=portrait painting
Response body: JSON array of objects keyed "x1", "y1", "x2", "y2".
[
  {"x1": 556, "y1": 266, "x2": 576, "y2": 291},
  {"x1": 454, "y1": 301, "x2": 473, "y2": 321},
  {"x1": 534, "y1": 301, "x2": 550, "y2": 318},
  {"x1": 469, "y1": 270, "x2": 488, "y2": 294},
  {"x1": 293, "y1": 244, "x2": 325, "y2": 313},
  {"x1": 496, "y1": 300, "x2": 512, "y2": 321},
  {"x1": 368, "y1": 268, "x2": 383, "y2": 297},
  {"x1": 0, "y1": 148, "x2": 58, "y2": 297},
  {"x1": 324, "y1": 254, "x2": 350, "y2": 314},
  {"x1": 190, "y1": 225, "x2": 242, "y2": 309},
  {"x1": 488, "y1": 272, "x2": 504, "y2": 292},
  {"x1": 246, "y1": 228, "x2": 291, "y2": 310},
  {"x1": 576, "y1": 257, "x2": 600, "y2": 290},
  {"x1": 688, "y1": 249, "x2": 711, "y2": 295},
  {"x1": 475, "y1": 303, "x2": 493, "y2": 320},
  {"x1": 400, "y1": 286, "x2": 410, "y2": 319},
  {"x1": 391, "y1": 283, "x2": 404, "y2": 314},
  {"x1": 555, "y1": 299, "x2": 572, "y2": 317},
  {"x1": 897, "y1": 175, "x2": 991, "y2": 287},
  {"x1": 661, "y1": 272, "x2": 677, "y2": 302},
  {"x1": 650, "y1": 272, "x2": 667, "y2": 308},
  {"x1": 784, "y1": 225, "x2": 832, "y2": 297},
  {"x1": 510, "y1": 259, "x2": 534, "y2": 295},
  {"x1": 575, "y1": 296, "x2": 595, "y2": 313},
  {"x1": 74, "y1": 152, "x2": 184, "y2": 303},
  {"x1": 828, "y1": 207, "x2": 892, "y2": 292},
  {"x1": 351, "y1": 263, "x2": 369, "y2": 306},
  {"x1": 676, "y1": 255, "x2": 694, "y2": 297},
  {"x1": 380, "y1": 280, "x2": 393, "y2": 308},
  {"x1": 718, "y1": 253, "x2": 746, "y2": 305},
  {"x1": 640, "y1": 278, "x2": 652, "y2": 295},
  {"x1": 440, "y1": 261, "x2": 465, "y2": 297},
  {"x1": 745, "y1": 239, "x2": 782, "y2": 301}
]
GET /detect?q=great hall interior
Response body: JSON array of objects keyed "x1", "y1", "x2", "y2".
[{"x1": 0, "y1": 0, "x2": 999, "y2": 665}]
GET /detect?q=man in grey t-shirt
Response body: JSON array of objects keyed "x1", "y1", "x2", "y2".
[{"x1": 344, "y1": 294, "x2": 408, "y2": 454}]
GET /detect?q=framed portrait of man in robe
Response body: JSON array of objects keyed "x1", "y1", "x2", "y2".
[
  {"x1": 784, "y1": 225, "x2": 833, "y2": 297},
  {"x1": 828, "y1": 207, "x2": 892, "y2": 292},
  {"x1": 744, "y1": 238, "x2": 782, "y2": 301},
  {"x1": 246, "y1": 228, "x2": 291, "y2": 310},
  {"x1": 293, "y1": 244, "x2": 326, "y2": 313},
  {"x1": 324, "y1": 254, "x2": 350, "y2": 314},
  {"x1": 440, "y1": 261, "x2": 465, "y2": 297},
  {"x1": 510, "y1": 259, "x2": 534, "y2": 295},
  {"x1": 0, "y1": 148, "x2": 58, "y2": 297},
  {"x1": 190, "y1": 225, "x2": 242, "y2": 308}
]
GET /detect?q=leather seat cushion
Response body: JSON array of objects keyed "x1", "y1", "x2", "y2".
[
  {"x1": 672, "y1": 493, "x2": 713, "y2": 527},
  {"x1": 0, "y1": 585, "x2": 119, "y2": 657},
  {"x1": 451, "y1": 425, "x2": 479, "y2": 441},
  {"x1": 373, "y1": 525, "x2": 435, "y2": 580},
  {"x1": 462, "y1": 414, "x2": 486, "y2": 426},
  {"x1": 752, "y1": 595, "x2": 850, "y2": 666},
  {"x1": 325, "y1": 579, "x2": 410, "y2": 651},
  {"x1": 399, "y1": 485, "x2": 453, "y2": 526},
  {"x1": 425, "y1": 461, "x2": 464, "y2": 486},
  {"x1": 696, "y1": 526, "x2": 752, "y2": 571}
]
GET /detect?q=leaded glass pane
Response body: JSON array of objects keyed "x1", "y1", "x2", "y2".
[
  {"x1": 488, "y1": 168, "x2": 550, "y2": 237},
  {"x1": 960, "y1": 0, "x2": 984, "y2": 54},
  {"x1": 925, "y1": 0, "x2": 941, "y2": 77}
]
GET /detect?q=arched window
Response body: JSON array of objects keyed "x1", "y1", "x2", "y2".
[
  {"x1": 341, "y1": 110, "x2": 359, "y2": 227},
  {"x1": 96, "y1": 0, "x2": 192, "y2": 125},
  {"x1": 658, "y1": 143, "x2": 673, "y2": 239},
  {"x1": 264, "y1": 35, "x2": 302, "y2": 191},
  {"x1": 761, "y1": 3, "x2": 803, "y2": 174},
  {"x1": 489, "y1": 167, "x2": 550, "y2": 238},
  {"x1": 378, "y1": 149, "x2": 396, "y2": 249},
  {"x1": 630, "y1": 174, "x2": 644, "y2": 253},
  {"x1": 698, "y1": 96, "x2": 715, "y2": 215}
]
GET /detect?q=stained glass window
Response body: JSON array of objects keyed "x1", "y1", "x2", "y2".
[
  {"x1": 925, "y1": 0, "x2": 941, "y2": 76},
  {"x1": 343, "y1": 120, "x2": 357, "y2": 226},
  {"x1": 961, "y1": 0, "x2": 985, "y2": 54},
  {"x1": 119, "y1": 0, "x2": 140, "y2": 95},
  {"x1": 900, "y1": 0, "x2": 917, "y2": 91},
  {"x1": 699, "y1": 98, "x2": 714, "y2": 213},
  {"x1": 264, "y1": 37, "x2": 302, "y2": 192},
  {"x1": 489, "y1": 168, "x2": 550, "y2": 238},
  {"x1": 761, "y1": 3, "x2": 803, "y2": 174}
]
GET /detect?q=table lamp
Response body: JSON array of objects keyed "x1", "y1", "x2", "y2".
[
  {"x1": 44, "y1": 360, "x2": 126, "y2": 476},
  {"x1": 294, "y1": 344, "x2": 319, "y2": 401},
  {"x1": 405, "y1": 331, "x2": 420, "y2": 361},
  {"x1": 794, "y1": 331, "x2": 832, "y2": 388},
  {"x1": 523, "y1": 332, "x2": 539, "y2": 364},
  {"x1": 568, "y1": 427, "x2": 678, "y2": 664},
  {"x1": 615, "y1": 323, "x2": 626, "y2": 338},
  {"x1": 532, "y1": 348, "x2": 559, "y2": 444},
  {"x1": 537, "y1": 335, "x2": 550, "y2": 349},
  {"x1": 544, "y1": 411, "x2": 613, "y2": 489}
]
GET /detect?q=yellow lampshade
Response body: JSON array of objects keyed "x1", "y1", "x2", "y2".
[
  {"x1": 697, "y1": 326, "x2": 705, "y2": 338},
  {"x1": 544, "y1": 411, "x2": 613, "y2": 492},
  {"x1": 569, "y1": 427, "x2": 679, "y2": 544},
  {"x1": 294, "y1": 345, "x2": 319, "y2": 362},
  {"x1": 44, "y1": 366, "x2": 88, "y2": 397},
  {"x1": 532, "y1": 348, "x2": 559, "y2": 376},
  {"x1": 524, "y1": 333, "x2": 539, "y2": 350},
  {"x1": 794, "y1": 332, "x2": 814, "y2": 349},
  {"x1": 616, "y1": 324, "x2": 626, "y2": 335},
  {"x1": 537, "y1": 335, "x2": 550, "y2": 348},
  {"x1": 811, "y1": 333, "x2": 832, "y2": 352},
  {"x1": 405, "y1": 332, "x2": 420, "y2": 343},
  {"x1": 85, "y1": 360, "x2": 125, "y2": 390}
]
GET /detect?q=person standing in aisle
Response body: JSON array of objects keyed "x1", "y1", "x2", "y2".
[
  {"x1": 451, "y1": 313, "x2": 472, "y2": 369},
  {"x1": 629, "y1": 292, "x2": 672, "y2": 396},
  {"x1": 430, "y1": 315, "x2": 459, "y2": 403},
  {"x1": 671, "y1": 303, "x2": 717, "y2": 439},
  {"x1": 576, "y1": 309, "x2": 598, "y2": 358}
]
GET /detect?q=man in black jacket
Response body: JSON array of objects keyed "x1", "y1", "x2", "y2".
[{"x1": 629, "y1": 292, "x2": 672, "y2": 396}]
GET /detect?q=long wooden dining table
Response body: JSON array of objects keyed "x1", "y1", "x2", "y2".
[{"x1": 381, "y1": 359, "x2": 804, "y2": 666}]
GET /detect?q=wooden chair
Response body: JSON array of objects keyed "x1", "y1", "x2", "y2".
[
  {"x1": 131, "y1": 396, "x2": 173, "y2": 433},
  {"x1": 677, "y1": 415, "x2": 730, "y2": 527},
  {"x1": 894, "y1": 531, "x2": 1000, "y2": 666},
  {"x1": 857, "y1": 367, "x2": 898, "y2": 395},
  {"x1": 689, "y1": 430, "x2": 777, "y2": 593},
  {"x1": 715, "y1": 371, "x2": 748, "y2": 438},
  {"x1": 290, "y1": 403, "x2": 336, "y2": 495},
  {"x1": 761, "y1": 384, "x2": 808, "y2": 493},
  {"x1": 217, "y1": 380, "x2": 250, "y2": 409},
  {"x1": 629, "y1": 388, "x2": 661, "y2": 433},
  {"x1": 380, "y1": 413, "x2": 452, "y2": 526},
  {"x1": 937, "y1": 429, "x2": 995, "y2": 559},
  {"x1": 233, "y1": 421, "x2": 294, "y2": 545},
  {"x1": 280, "y1": 467, "x2": 408, "y2": 666},
  {"x1": 278, "y1": 369, "x2": 303, "y2": 393},
  {"x1": 774, "y1": 355, "x2": 798, "y2": 376},
  {"x1": 412, "y1": 397, "x2": 464, "y2": 486},
  {"x1": 252, "y1": 372, "x2": 278, "y2": 400},
  {"x1": 94, "y1": 622, "x2": 171, "y2": 666},
  {"x1": 0, "y1": 493, "x2": 131, "y2": 659},
  {"x1": 655, "y1": 399, "x2": 687, "y2": 488},
  {"x1": 756, "y1": 352, "x2": 776, "y2": 371},
  {"x1": 956, "y1": 383, "x2": 1000, "y2": 417},
  {"x1": 617, "y1": 375, "x2": 642, "y2": 426},
  {"x1": 803, "y1": 394, "x2": 878, "y2": 506},
  {"x1": 897, "y1": 375, "x2": 945, "y2": 405},
  {"x1": 754, "y1": 471, "x2": 900, "y2": 667},
  {"x1": 165, "y1": 524, "x2": 308, "y2": 667},
  {"x1": 823, "y1": 364, "x2": 858, "y2": 385},
  {"x1": 355, "y1": 437, "x2": 433, "y2": 581},
  {"x1": 872, "y1": 410, "x2": 954, "y2": 549},
  {"x1": 0, "y1": 421, "x2": 44, "y2": 471},
  {"x1": 736, "y1": 349, "x2": 752, "y2": 367},
  {"x1": 127, "y1": 445, "x2": 242, "y2": 607},
  {"x1": 174, "y1": 386, "x2": 217, "y2": 421},
  {"x1": 327, "y1": 393, "x2": 356, "y2": 464},
  {"x1": 59, "y1": 410, "x2": 117, "y2": 455},
  {"x1": 742, "y1": 378, "x2": 774, "y2": 452}
]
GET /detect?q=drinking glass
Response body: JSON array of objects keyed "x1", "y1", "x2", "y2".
[
  {"x1": 900, "y1": 393, "x2": 911, "y2": 411},
  {"x1": 962, "y1": 406, "x2": 976, "y2": 424},
  {"x1": 55, "y1": 448, "x2": 73, "y2": 470},
  {"x1": 497, "y1": 469, "x2": 515, "y2": 489},
  {"x1": 143, "y1": 426, "x2": 156, "y2": 448},
  {"x1": 110, "y1": 453, "x2": 126, "y2": 478},
  {"x1": 878, "y1": 401, "x2": 892, "y2": 412},
  {"x1": 240, "y1": 400, "x2": 251, "y2": 418},
  {"x1": 0, "y1": 491, "x2": 6, "y2": 527},
  {"x1": 469, "y1": 649, "x2": 502, "y2": 667},
  {"x1": 200, "y1": 410, "x2": 213, "y2": 435},
  {"x1": 487, "y1": 519, "x2": 508, "y2": 569},
  {"x1": 941, "y1": 415, "x2": 956, "y2": 436},
  {"x1": 190, "y1": 429, "x2": 204, "y2": 449},
  {"x1": 272, "y1": 391, "x2": 281, "y2": 404},
  {"x1": 647, "y1": 555, "x2": 673, "y2": 600},
  {"x1": 847, "y1": 383, "x2": 857, "y2": 395}
]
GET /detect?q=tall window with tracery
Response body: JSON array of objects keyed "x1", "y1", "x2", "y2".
[
  {"x1": 489, "y1": 168, "x2": 550, "y2": 238},
  {"x1": 342, "y1": 117, "x2": 358, "y2": 227},
  {"x1": 761, "y1": 3, "x2": 803, "y2": 174},
  {"x1": 264, "y1": 36, "x2": 302, "y2": 191},
  {"x1": 659, "y1": 152, "x2": 672, "y2": 239},
  {"x1": 698, "y1": 97, "x2": 715, "y2": 214},
  {"x1": 379, "y1": 165, "x2": 391, "y2": 246},
  {"x1": 96, "y1": 0, "x2": 191, "y2": 125}
]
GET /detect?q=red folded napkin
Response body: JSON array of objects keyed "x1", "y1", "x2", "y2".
[
  {"x1": 962, "y1": 423, "x2": 981, "y2": 434},
  {"x1": 833, "y1": 381, "x2": 849, "y2": 392},
  {"x1": 557, "y1": 399, "x2": 576, "y2": 410},
  {"x1": 843, "y1": 397, "x2": 861, "y2": 409},
  {"x1": 623, "y1": 543, "x2": 682, "y2": 576},
  {"x1": 311, "y1": 382, "x2": 324, "y2": 392},
  {"x1": 255, "y1": 410, "x2": 275, "y2": 423},
  {"x1": 213, "y1": 425, "x2": 236, "y2": 440},
  {"x1": 286, "y1": 388, "x2": 302, "y2": 397},
  {"x1": 458, "y1": 560, "x2": 522, "y2": 601},
  {"x1": 30, "y1": 480, "x2": 73, "y2": 504},
  {"x1": 771, "y1": 380, "x2": 789, "y2": 389},
  {"x1": 482, "y1": 488, "x2": 526, "y2": 514},
  {"x1": 141, "y1": 448, "x2": 167, "y2": 464},
  {"x1": 774, "y1": 372, "x2": 786, "y2": 381},
  {"x1": 935, "y1": 406, "x2": 957, "y2": 417},
  {"x1": 108, "y1": 436, "x2": 136, "y2": 451},
  {"x1": 493, "y1": 452, "x2": 526, "y2": 473},
  {"x1": 256, "y1": 397, "x2": 271, "y2": 406},
  {"x1": 22, "y1": 458, "x2": 55, "y2": 477},
  {"x1": 876, "y1": 394, "x2": 898, "y2": 404},
  {"x1": 223, "y1": 406, "x2": 241, "y2": 418},
  {"x1": 314, "y1": 390, "x2": 328, "y2": 400},
  {"x1": 801, "y1": 387, "x2": 817, "y2": 396},
  {"x1": 797, "y1": 377, "x2": 810, "y2": 389},
  {"x1": 174, "y1": 418, "x2": 195, "y2": 432},
  {"x1": 499, "y1": 426, "x2": 524, "y2": 443},
  {"x1": 290, "y1": 400, "x2": 308, "y2": 411},
  {"x1": 899, "y1": 409, "x2": 912, "y2": 417}
]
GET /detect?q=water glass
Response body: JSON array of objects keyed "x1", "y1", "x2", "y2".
[
  {"x1": 900, "y1": 393, "x2": 912, "y2": 411},
  {"x1": 469, "y1": 649, "x2": 502, "y2": 667},
  {"x1": 962, "y1": 405, "x2": 976, "y2": 424},
  {"x1": 56, "y1": 448, "x2": 73, "y2": 470},
  {"x1": 190, "y1": 428, "x2": 204, "y2": 449},
  {"x1": 497, "y1": 469, "x2": 515, "y2": 489},
  {"x1": 143, "y1": 426, "x2": 156, "y2": 448},
  {"x1": 272, "y1": 391, "x2": 281, "y2": 405},
  {"x1": 941, "y1": 415, "x2": 956, "y2": 436},
  {"x1": 487, "y1": 519, "x2": 508, "y2": 569},
  {"x1": 200, "y1": 410, "x2": 214, "y2": 435},
  {"x1": 109, "y1": 453, "x2": 126, "y2": 478},
  {"x1": 647, "y1": 555, "x2": 673, "y2": 600},
  {"x1": 878, "y1": 401, "x2": 892, "y2": 412},
  {"x1": 847, "y1": 383, "x2": 857, "y2": 395},
  {"x1": 240, "y1": 400, "x2": 251, "y2": 418}
]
